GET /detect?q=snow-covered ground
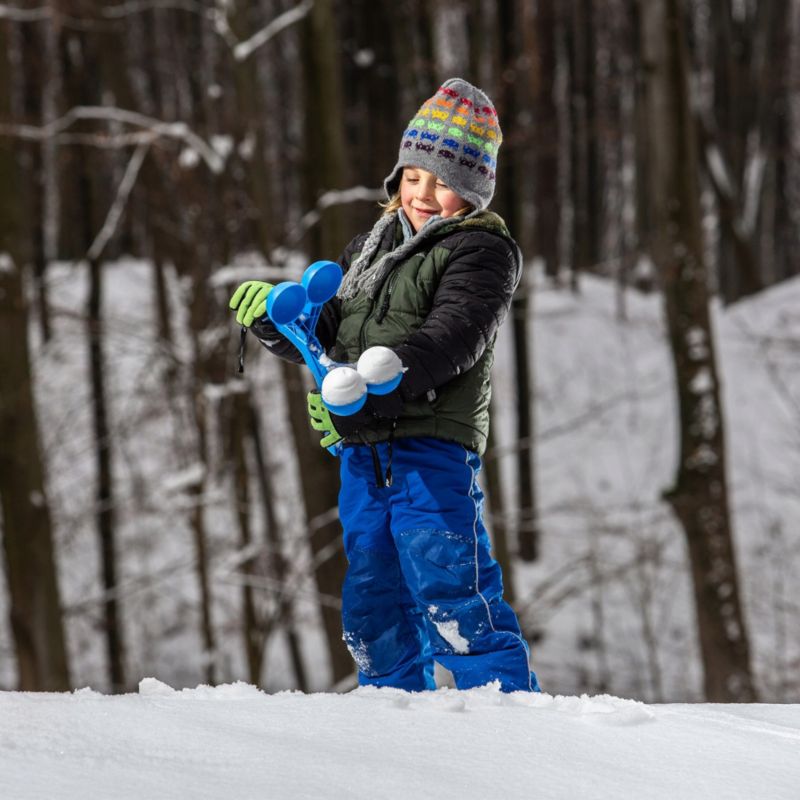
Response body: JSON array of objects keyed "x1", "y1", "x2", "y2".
[
  {"x1": 2, "y1": 260, "x2": 800, "y2": 799},
  {"x1": 1, "y1": 680, "x2": 798, "y2": 800}
]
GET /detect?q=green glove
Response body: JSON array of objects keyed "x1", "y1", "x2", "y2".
[
  {"x1": 307, "y1": 391, "x2": 342, "y2": 449},
  {"x1": 229, "y1": 280, "x2": 274, "y2": 327}
]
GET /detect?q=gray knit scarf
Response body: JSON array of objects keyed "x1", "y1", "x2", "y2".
[{"x1": 337, "y1": 209, "x2": 479, "y2": 301}]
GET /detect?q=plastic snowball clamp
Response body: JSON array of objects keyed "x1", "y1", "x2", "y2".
[{"x1": 265, "y1": 260, "x2": 404, "y2": 456}]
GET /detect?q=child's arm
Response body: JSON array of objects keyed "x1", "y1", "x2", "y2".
[
  {"x1": 393, "y1": 232, "x2": 522, "y2": 400},
  {"x1": 248, "y1": 233, "x2": 367, "y2": 362},
  {"x1": 249, "y1": 297, "x2": 341, "y2": 364}
]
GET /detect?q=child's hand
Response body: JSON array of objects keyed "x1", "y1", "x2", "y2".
[
  {"x1": 307, "y1": 388, "x2": 405, "y2": 449},
  {"x1": 307, "y1": 391, "x2": 343, "y2": 448},
  {"x1": 229, "y1": 280, "x2": 274, "y2": 327}
]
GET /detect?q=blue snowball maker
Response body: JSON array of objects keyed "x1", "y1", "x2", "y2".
[
  {"x1": 303, "y1": 260, "x2": 342, "y2": 305},
  {"x1": 267, "y1": 282, "x2": 307, "y2": 325},
  {"x1": 365, "y1": 373, "x2": 403, "y2": 395},
  {"x1": 323, "y1": 392, "x2": 368, "y2": 417}
]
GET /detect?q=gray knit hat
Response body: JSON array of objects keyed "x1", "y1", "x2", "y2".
[{"x1": 384, "y1": 78, "x2": 502, "y2": 211}]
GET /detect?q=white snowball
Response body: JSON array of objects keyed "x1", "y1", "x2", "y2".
[
  {"x1": 322, "y1": 367, "x2": 366, "y2": 406},
  {"x1": 357, "y1": 346, "x2": 403, "y2": 385}
]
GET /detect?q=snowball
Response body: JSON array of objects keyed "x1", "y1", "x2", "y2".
[
  {"x1": 357, "y1": 346, "x2": 403, "y2": 385},
  {"x1": 322, "y1": 367, "x2": 366, "y2": 406}
]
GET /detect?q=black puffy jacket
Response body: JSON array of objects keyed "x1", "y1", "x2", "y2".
[{"x1": 251, "y1": 210, "x2": 522, "y2": 455}]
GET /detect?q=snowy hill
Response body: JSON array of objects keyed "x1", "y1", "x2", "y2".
[{"x1": 1, "y1": 680, "x2": 799, "y2": 800}]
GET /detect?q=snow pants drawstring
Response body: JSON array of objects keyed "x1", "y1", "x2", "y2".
[
  {"x1": 237, "y1": 326, "x2": 248, "y2": 373},
  {"x1": 360, "y1": 422, "x2": 397, "y2": 489}
]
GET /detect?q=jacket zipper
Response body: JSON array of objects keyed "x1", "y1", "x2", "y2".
[{"x1": 375, "y1": 272, "x2": 399, "y2": 325}]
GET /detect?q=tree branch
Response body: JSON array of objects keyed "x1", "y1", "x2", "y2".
[
  {"x1": 228, "y1": 0, "x2": 314, "y2": 62},
  {"x1": 0, "y1": 4, "x2": 48, "y2": 21},
  {"x1": 0, "y1": 105, "x2": 224, "y2": 172},
  {"x1": 87, "y1": 141, "x2": 150, "y2": 261}
]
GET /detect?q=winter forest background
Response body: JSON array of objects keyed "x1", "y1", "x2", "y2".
[{"x1": 0, "y1": 0, "x2": 799, "y2": 705}]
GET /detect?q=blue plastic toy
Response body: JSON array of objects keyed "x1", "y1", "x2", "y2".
[
  {"x1": 266, "y1": 260, "x2": 343, "y2": 389},
  {"x1": 266, "y1": 261, "x2": 403, "y2": 455}
]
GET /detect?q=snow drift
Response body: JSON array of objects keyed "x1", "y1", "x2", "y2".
[{"x1": 1, "y1": 681, "x2": 798, "y2": 800}]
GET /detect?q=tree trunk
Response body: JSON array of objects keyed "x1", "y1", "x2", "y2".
[
  {"x1": 188, "y1": 481, "x2": 217, "y2": 685},
  {"x1": 184, "y1": 267, "x2": 223, "y2": 688},
  {"x1": 247, "y1": 395, "x2": 308, "y2": 692},
  {"x1": 342, "y1": 0, "x2": 402, "y2": 234},
  {"x1": 19, "y1": 19, "x2": 51, "y2": 342},
  {"x1": 0, "y1": 260, "x2": 72, "y2": 692},
  {"x1": 705, "y1": 0, "x2": 790, "y2": 302},
  {"x1": 297, "y1": 0, "x2": 356, "y2": 686},
  {"x1": 483, "y1": 419, "x2": 515, "y2": 604},
  {"x1": 86, "y1": 251, "x2": 126, "y2": 692},
  {"x1": 0, "y1": 21, "x2": 70, "y2": 691},
  {"x1": 301, "y1": 0, "x2": 351, "y2": 258},
  {"x1": 497, "y1": 0, "x2": 539, "y2": 563},
  {"x1": 185, "y1": 292, "x2": 220, "y2": 686},
  {"x1": 281, "y1": 361, "x2": 352, "y2": 687},
  {"x1": 179, "y1": 3, "x2": 235, "y2": 688},
  {"x1": 568, "y1": 0, "x2": 600, "y2": 281},
  {"x1": 227, "y1": 2, "x2": 275, "y2": 254},
  {"x1": 531, "y1": 0, "x2": 561, "y2": 280},
  {"x1": 41, "y1": 0, "x2": 61, "y2": 315},
  {"x1": 231, "y1": 390, "x2": 262, "y2": 685},
  {"x1": 639, "y1": 0, "x2": 756, "y2": 702},
  {"x1": 511, "y1": 284, "x2": 538, "y2": 563},
  {"x1": 61, "y1": 20, "x2": 127, "y2": 692}
]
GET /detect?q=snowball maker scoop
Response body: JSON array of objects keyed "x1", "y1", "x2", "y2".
[{"x1": 264, "y1": 260, "x2": 404, "y2": 453}]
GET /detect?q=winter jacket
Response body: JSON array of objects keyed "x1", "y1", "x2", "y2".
[{"x1": 251, "y1": 210, "x2": 522, "y2": 456}]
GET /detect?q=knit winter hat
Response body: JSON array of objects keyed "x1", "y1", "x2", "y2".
[{"x1": 384, "y1": 78, "x2": 503, "y2": 211}]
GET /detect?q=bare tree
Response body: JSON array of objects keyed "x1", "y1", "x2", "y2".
[
  {"x1": 699, "y1": 0, "x2": 790, "y2": 302},
  {"x1": 567, "y1": 0, "x2": 600, "y2": 281},
  {"x1": 296, "y1": 0, "x2": 357, "y2": 685},
  {"x1": 245, "y1": 393, "x2": 309, "y2": 692},
  {"x1": 59, "y1": 16, "x2": 128, "y2": 692},
  {"x1": 0, "y1": 262, "x2": 72, "y2": 692},
  {"x1": 496, "y1": 0, "x2": 539, "y2": 563},
  {"x1": 531, "y1": 0, "x2": 561, "y2": 280},
  {"x1": 281, "y1": 362, "x2": 353, "y2": 687},
  {"x1": 0, "y1": 18, "x2": 70, "y2": 691},
  {"x1": 638, "y1": 0, "x2": 756, "y2": 701},
  {"x1": 300, "y1": 0, "x2": 351, "y2": 259},
  {"x1": 483, "y1": 420, "x2": 516, "y2": 604}
]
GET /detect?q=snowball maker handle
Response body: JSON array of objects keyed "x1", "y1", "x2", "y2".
[
  {"x1": 263, "y1": 264, "x2": 405, "y2": 456},
  {"x1": 265, "y1": 261, "x2": 343, "y2": 456}
]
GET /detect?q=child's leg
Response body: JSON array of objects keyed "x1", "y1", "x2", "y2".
[
  {"x1": 390, "y1": 438, "x2": 540, "y2": 692},
  {"x1": 339, "y1": 446, "x2": 435, "y2": 691}
]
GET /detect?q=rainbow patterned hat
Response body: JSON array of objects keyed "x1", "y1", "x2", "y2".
[{"x1": 384, "y1": 78, "x2": 502, "y2": 211}]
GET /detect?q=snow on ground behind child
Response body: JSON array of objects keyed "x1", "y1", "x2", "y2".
[
  {"x1": 15, "y1": 258, "x2": 329, "y2": 692},
  {"x1": 492, "y1": 271, "x2": 800, "y2": 701},
  {"x1": 1, "y1": 681, "x2": 798, "y2": 800}
]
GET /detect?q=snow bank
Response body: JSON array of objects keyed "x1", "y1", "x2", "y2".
[{"x1": 1, "y1": 682, "x2": 798, "y2": 800}]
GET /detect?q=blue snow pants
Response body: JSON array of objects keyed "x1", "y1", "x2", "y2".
[{"x1": 338, "y1": 436, "x2": 540, "y2": 693}]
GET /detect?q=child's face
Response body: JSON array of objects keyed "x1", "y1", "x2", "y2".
[{"x1": 400, "y1": 168, "x2": 468, "y2": 231}]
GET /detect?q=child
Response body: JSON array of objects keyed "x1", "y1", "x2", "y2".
[{"x1": 231, "y1": 78, "x2": 540, "y2": 693}]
